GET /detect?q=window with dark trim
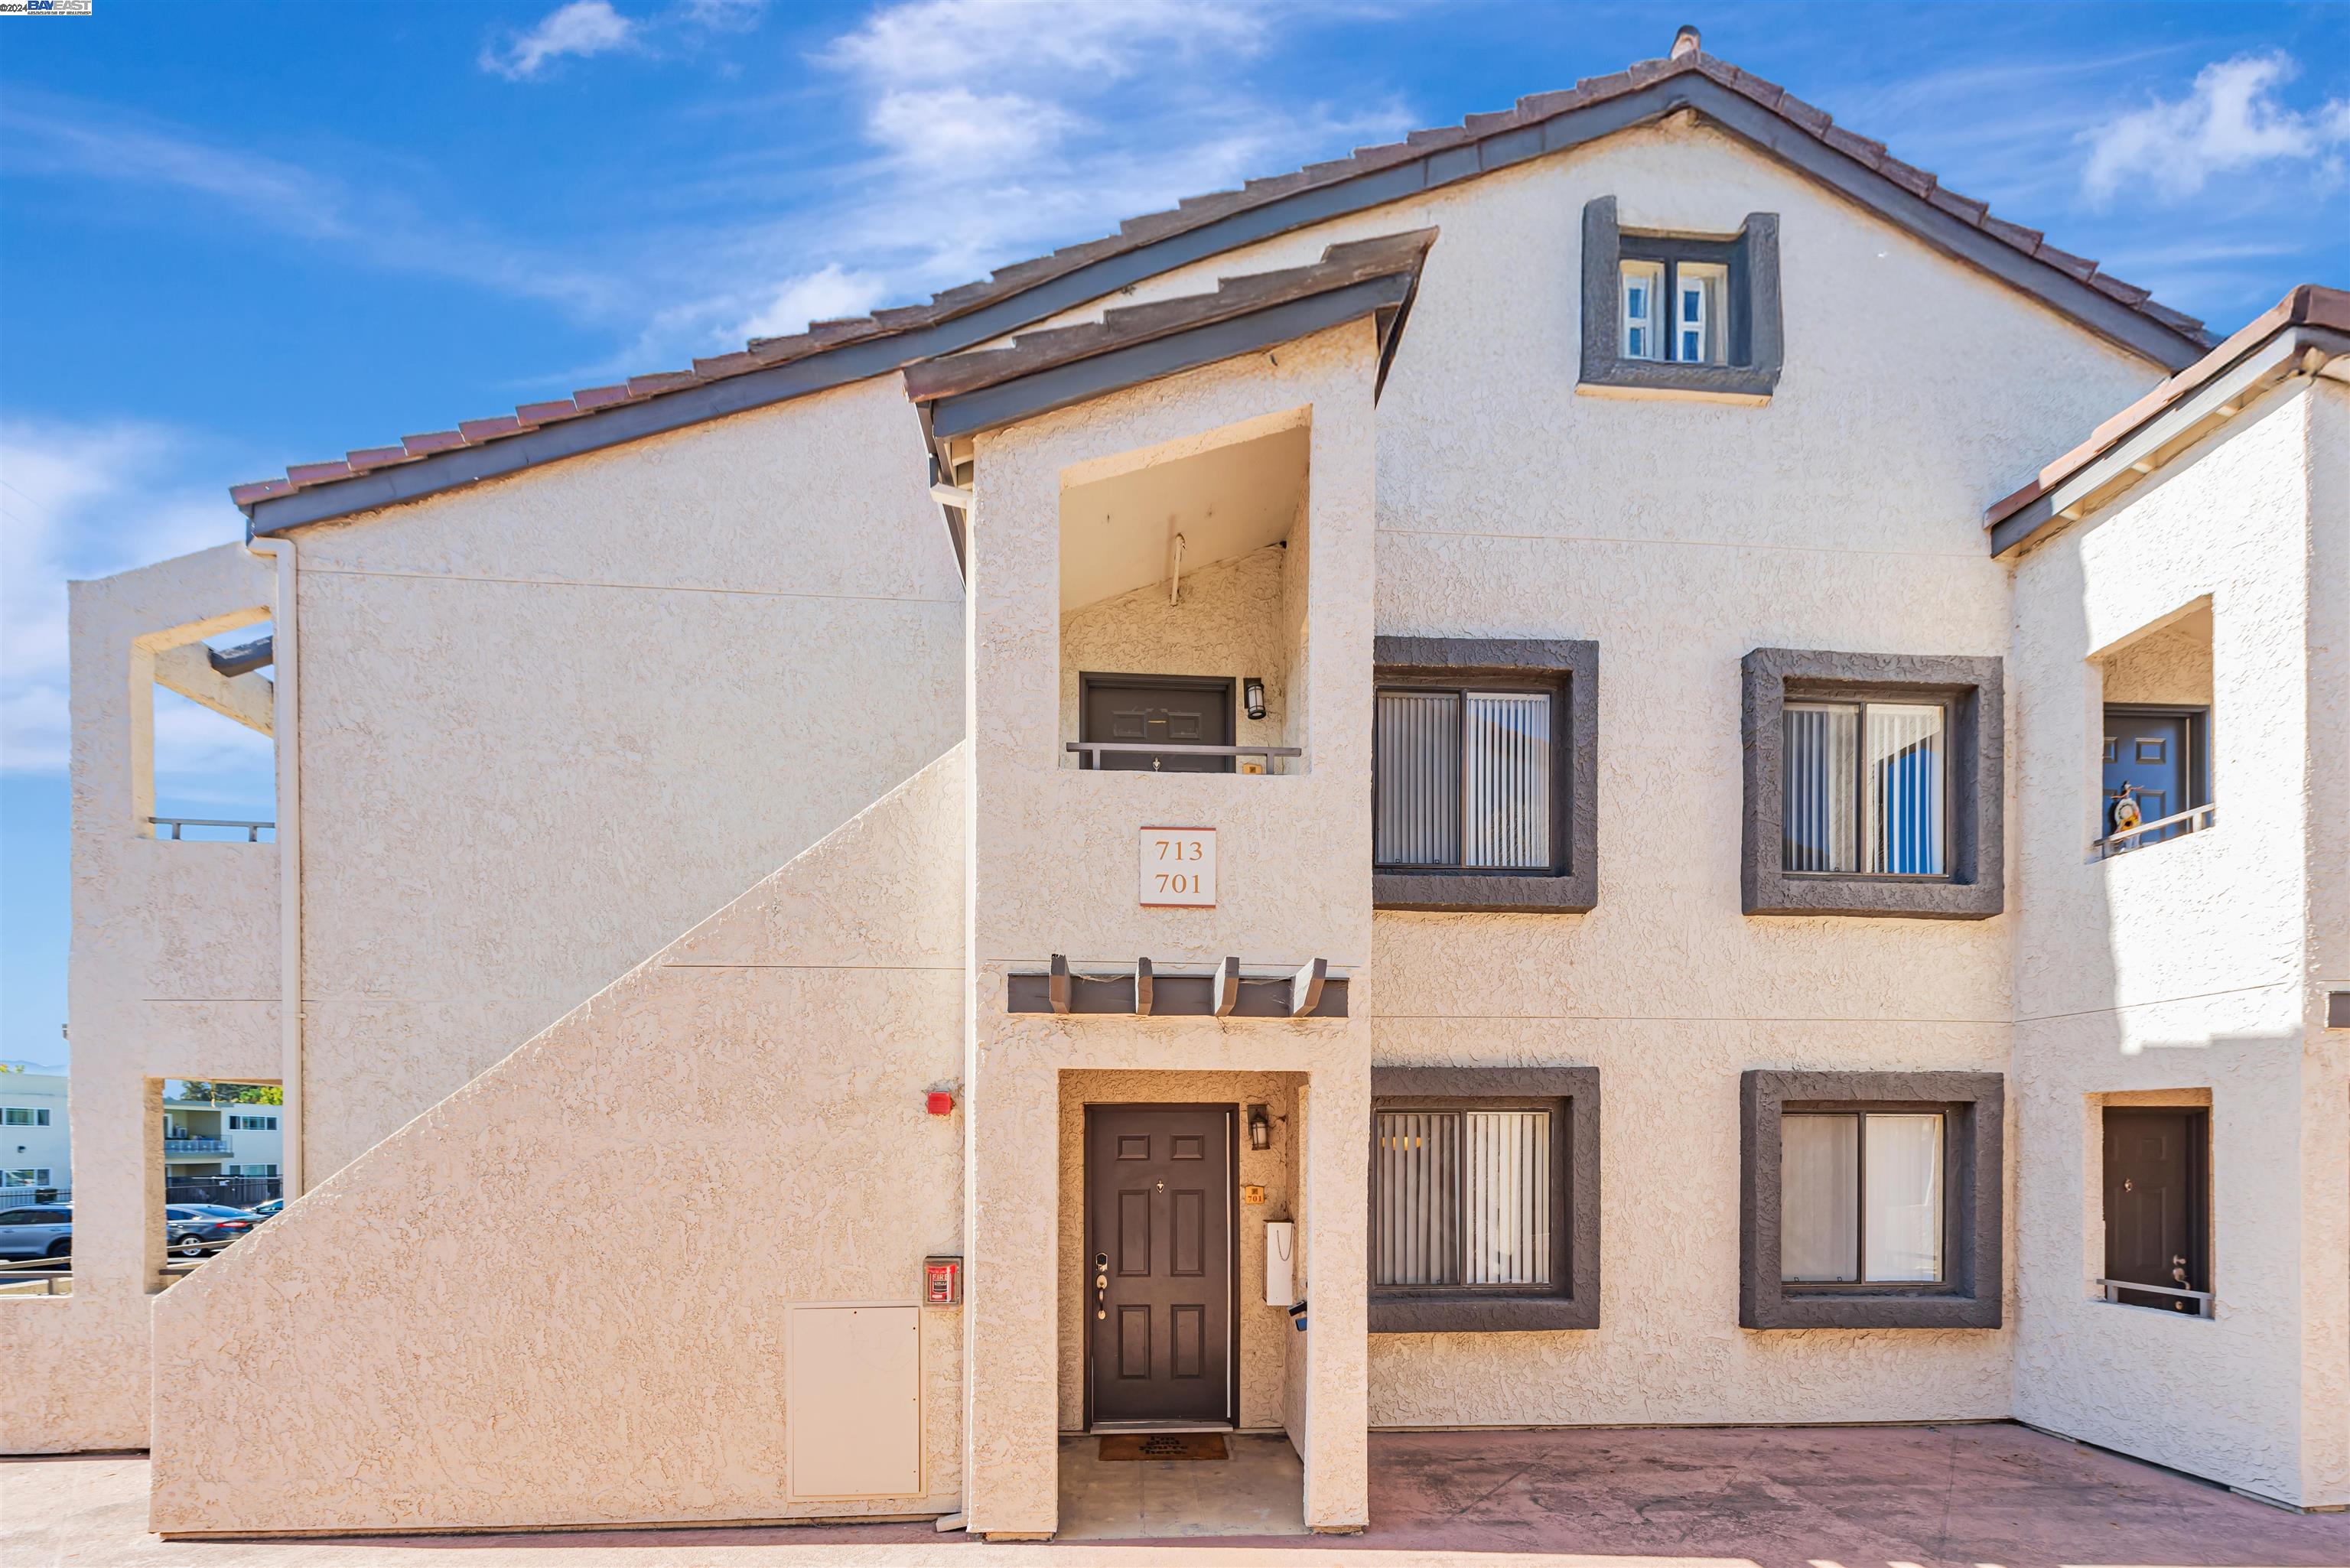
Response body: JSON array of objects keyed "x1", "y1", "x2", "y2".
[
  {"x1": 1369, "y1": 1066, "x2": 1600, "y2": 1332},
  {"x1": 1742, "y1": 649, "x2": 2003, "y2": 919},
  {"x1": 1580, "y1": 196, "x2": 1782, "y2": 401},
  {"x1": 1740, "y1": 1070, "x2": 2002, "y2": 1329},
  {"x1": 1782, "y1": 691, "x2": 1951, "y2": 878},
  {"x1": 1373, "y1": 637, "x2": 1597, "y2": 913}
]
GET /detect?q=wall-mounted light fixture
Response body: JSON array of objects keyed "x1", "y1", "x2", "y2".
[
  {"x1": 1247, "y1": 1104, "x2": 1271, "y2": 1150},
  {"x1": 1243, "y1": 676, "x2": 1267, "y2": 722}
]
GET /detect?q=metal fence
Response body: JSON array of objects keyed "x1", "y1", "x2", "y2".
[{"x1": 166, "y1": 1175, "x2": 281, "y2": 1208}]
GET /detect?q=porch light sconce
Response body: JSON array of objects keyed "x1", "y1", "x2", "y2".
[
  {"x1": 1247, "y1": 1104, "x2": 1271, "y2": 1150},
  {"x1": 1243, "y1": 676, "x2": 1267, "y2": 721}
]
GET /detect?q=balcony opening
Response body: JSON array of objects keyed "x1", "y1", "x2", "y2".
[
  {"x1": 159, "y1": 1078, "x2": 281, "y2": 1283},
  {"x1": 1058, "y1": 414, "x2": 1310, "y2": 775},
  {"x1": 137, "y1": 615, "x2": 276, "y2": 842},
  {"x1": 2093, "y1": 598, "x2": 2212, "y2": 858}
]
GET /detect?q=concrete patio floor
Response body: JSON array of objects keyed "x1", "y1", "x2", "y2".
[{"x1": 7, "y1": 1423, "x2": 2346, "y2": 1567}]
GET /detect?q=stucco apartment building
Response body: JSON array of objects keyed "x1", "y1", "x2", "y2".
[
  {"x1": 2, "y1": 1073, "x2": 70, "y2": 1197},
  {"x1": 10, "y1": 30, "x2": 2346, "y2": 1538}
]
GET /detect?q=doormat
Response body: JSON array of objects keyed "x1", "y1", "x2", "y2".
[{"x1": 1099, "y1": 1433, "x2": 1229, "y2": 1462}]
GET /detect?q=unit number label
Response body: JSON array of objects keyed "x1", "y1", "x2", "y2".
[{"x1": 1138, "y1": 827, "x2": 1217, "y2": 907}]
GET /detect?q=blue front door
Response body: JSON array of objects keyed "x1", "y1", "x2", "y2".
[{"x1": 2103, "y1": 708, "x2": 2197, "y2": 844}]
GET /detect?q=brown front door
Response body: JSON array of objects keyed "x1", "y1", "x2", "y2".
[
  {"x1": 2103, "y1": 1108, "x2": 2208, "y2": 1310},
  {"x1": 1085, "y1": 1104, "x2": 1237, "y2": 1429},
  {"x1": 1080, "y1": 675, "x2": 1235, "y2": 772}
]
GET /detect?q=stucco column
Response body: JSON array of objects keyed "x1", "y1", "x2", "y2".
[
  {"x1": 1300, "y1": 1041, "x2": 1370, "y2": 1530},
  {"x1": 962, "y1": 1046, "x2": 1060, "y2": 1538}
]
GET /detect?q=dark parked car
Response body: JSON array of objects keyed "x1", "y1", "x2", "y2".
[
  {"x1": 252, "y1": 1199, "x2": 284, "y2": 1219},
  {"x1": 0, "y1": 1205, "x2": 72, "y2": 1260},
  {"x1": 164, "y1": 1204, "x2": 261, "y2": 1257}
]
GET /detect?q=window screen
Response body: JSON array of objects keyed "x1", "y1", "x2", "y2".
[
  {"x1": 1375, "y1": 689, "x2": 1552, "y2": 871},
  {"x1": 1779, "y1": 1111, "x2": 1945, "y2": 1285},
  {"x1": 1375, "y1": 1108, "x2": 1551, "y2": 1288}
]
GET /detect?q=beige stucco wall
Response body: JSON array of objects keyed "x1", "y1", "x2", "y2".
[
  {"x1": 2100, "y1": 601, "x2": 2214, "y2": 704},
  {"x1": 35, "y1": 375, "x2": 966, "y2": 1459},
  {"x1": 1055, "y1": 1069, "x2": 1300, "y2": 1433},
  {"x1": 2010, "y1": 376, "x2": 2350, "y2": 1508},
  {"x1": 3, "y1": 544, "x2": 285, "y2": 1456},
  {"x1": 289, "y1": 373, "x2": 963, "y2": 1178},
  {"x1": 148, "y1": 747, "x2": 968, "y2": 1534},
  {"x1": 962, "y1": 324, "x2": 1380, "y2": 1537},
  {"x1": 1058, "y1": 545, "x2": 1293, "y2": 761},
  {"x1": 991, "y1": 110, "x2": 2166, "y2": 1433}
]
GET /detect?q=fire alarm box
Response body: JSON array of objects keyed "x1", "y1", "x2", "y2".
[{"x1": 924, "y1": 1255, "x2": 962, "y2": 1306}]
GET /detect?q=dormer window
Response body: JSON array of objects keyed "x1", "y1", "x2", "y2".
[
  {"x1": 1582, "y1": 197, "x2": 1781, "y2": 400},
  {"x1": 1619, "y1": 257, "x2": 1726, "y2": 366},
  {"x1": 1621, "y1": 261, "x2": 1659, "y2": 359}
]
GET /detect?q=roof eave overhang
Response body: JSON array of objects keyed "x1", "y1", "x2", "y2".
[
  {"x1": 247, "y1": 73, "x2": 2206, "y2": 538},
  {"x1": 1988, "y1": 322, "x2": 2350, "y2": 558},
  {"x1": 919, "y1": 272, "x2": 1417, "y2": 443}
]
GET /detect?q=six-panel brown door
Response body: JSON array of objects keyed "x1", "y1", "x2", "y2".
[{"x1": 1085, "y1": 1104, "x2": 1237, "y2": 1428}]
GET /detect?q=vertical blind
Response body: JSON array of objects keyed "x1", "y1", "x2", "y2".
[
  {"x1": 1375, "y1": 689, "x2": 1551, "y2": 870},
  {"x1": 1864, "y1": 704, "x2": 1945, "y2": 876},
  {"x1": 1782, "y1": 700, "x2": 1946, "y2": 875},
  {"x1": 1779, "y1": 1111, "x2": 1945, "y2": 1284},
  {"x1": 1375, "y1": 1110, "x2": 1459, "y2": 1285},
  {"x1": 1783, "y1": 703, "x2": 1860, "y2": 872},
  {"x1": 1375, "y1": 1108, "x2": 1551, "y2": 1288},
  {"x1": 1374, "y1": 692, "x2": 1461, "y2": 867}
]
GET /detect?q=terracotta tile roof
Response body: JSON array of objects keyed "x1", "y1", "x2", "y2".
[
  {"x1": 232, "y1": 46, "x2": 2212, "y2": 520},
  {"x1": 903, "y1": 229, "x2": 1435, "y2": 410},
  {"x1": 1985, "y1": 283, "x2": 2350, "y2": 540}
]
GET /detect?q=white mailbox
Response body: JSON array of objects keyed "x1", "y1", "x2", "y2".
[{"x1": 1265, "y1": 1221, "x2": 1295, "y2": 1306}]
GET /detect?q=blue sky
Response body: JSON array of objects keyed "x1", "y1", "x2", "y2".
[{"x1": 3, "y1": 0, "x2": 2346, "y2": 1070}]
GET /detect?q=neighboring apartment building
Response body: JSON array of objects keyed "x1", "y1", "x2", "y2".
[
  {"x1": 8, "y1": 31, "x2": 2345, "y2": 1537},
  {"x1": 161, "y1": 1099, "x2": 283, "y2": 1182},
  {"x1": 2, "y1": 1074, "x2": 70, "y2": 1197}
]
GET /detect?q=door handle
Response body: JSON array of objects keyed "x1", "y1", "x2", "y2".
[{"x1": 1095, "y1": 1251, "x2": 1108, "y2": 1320}]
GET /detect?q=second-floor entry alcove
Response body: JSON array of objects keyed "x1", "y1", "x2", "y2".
[{"x1": 1059, "y1": 412, "x2": 1311, "y2": 777}]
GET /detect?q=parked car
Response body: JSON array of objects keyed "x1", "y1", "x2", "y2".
[
  {"x1": 164, "y1": 1205, "x2": 261, "y2": 1257},
  {"x1": 0, "y1": 1205, "x2": 73, "y2": 1261},
  {"x1": 252, "y1": 1199, "x2": 284, "y2": 1220}
]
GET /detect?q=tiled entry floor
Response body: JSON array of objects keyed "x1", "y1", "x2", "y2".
[{"x1": 1056, "y1": 1432, "x2": 1307, "y2": 1540}]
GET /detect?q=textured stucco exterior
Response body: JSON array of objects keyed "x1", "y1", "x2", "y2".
[
  {"x1": 1058, "y1": 545, "x2": 1293, "y2": 763},
  {"x1": 146, "y1": 747, "x2": 968, "y2": 1533},
  {"x1": 40, "y1": 60, "x2": 2347, "y2": 1540},
  {"x1": 290, "y1": 376, "x2": 962, "y2": 1175},
  {"x1": 4, "y1": 545, "x2": 283, "y2": 1457},
  {"x1": 962, "y1": 325, "x2": 1379, "y2": 1537},
  {"x1": 18, "y1": 376, "x2": 965, "y2": 1456},
  {"x1": 2010, "y1": 376, "x2": 2349, "y2": 1508}
]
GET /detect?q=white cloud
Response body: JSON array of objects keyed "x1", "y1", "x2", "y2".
[
  {"x1": 739, "y1": 264, "x2": 893, "y2": 340},
  {"x1": 482, "y1": 0, "x2": 640, "y2": 81},
  {"x1": 0, "y1": 421, "x2": 252, "y2": 777},
  {"x1": 868, "y1": 85, "x2": 1076, "y2": 164},
  {"x1": 820, "y1": 0, "x2": 1266, "y2": 88},
  {"x1": 2083, "y1": 52, "x2": 2350, "y2": 203}
]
